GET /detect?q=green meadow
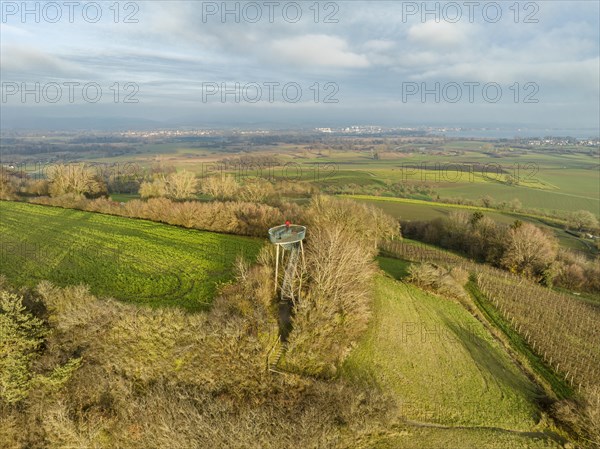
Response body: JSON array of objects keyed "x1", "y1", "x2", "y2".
[
  {"x1": 343, "y1": 274, "x2": 562, "y2": 448},
  {"x1": 0, "y1": 201, "x2": 262, "y2": 311}
]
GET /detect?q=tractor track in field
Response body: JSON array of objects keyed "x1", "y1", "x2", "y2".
[
  {"x1": 351, "y1": 420, "x2": 567, "y2": 449},
  {"x1": 400, "y1": 420, "x2": 567, "y2": 445}
]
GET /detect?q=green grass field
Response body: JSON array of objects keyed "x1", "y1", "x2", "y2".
[
  {"x1": 345, "y1": 195, "x2": 593, "y2": 254},
  {"x1": 274, "y1": 146, "x2": 599, "y2": 214},
  {"x1": 0, "y1": 201, "x2": 262, "y2": 311},
  {"x1": 343, "y1": 274, "x2": 563, "y2": 448}
]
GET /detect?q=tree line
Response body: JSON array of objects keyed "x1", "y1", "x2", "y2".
[{"x1": 402, "y1": 211, "x2": 600, "y2": 293}]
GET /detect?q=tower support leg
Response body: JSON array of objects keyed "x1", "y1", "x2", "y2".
[
  {"x1": 300, "y1": 240, "x2": 306, "y2": 271},
  {"x1": 274, "y1": 244, "x2": 279, "y2": 293}
]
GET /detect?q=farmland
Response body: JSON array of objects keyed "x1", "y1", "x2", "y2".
[
  {"x1": 13, "y1": 134, "x2": 594, "y2": 257},
  {"x1": 6, "y1": 135, "x2": 598, "y2": 213},
  {"x1": 0, "y1": 201, "x2": 262, "y2": 311},
  {"x1": 475, "y1": 268, "x2": 600, "y2": 391}
]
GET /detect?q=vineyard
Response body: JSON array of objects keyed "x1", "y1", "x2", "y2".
[
  {"x1": 381, "y1": 238, "x2": 600, "y2": 395},
  {"x1": 475, "y1": 268, "x2": 600, "y2": 392},
  {"x1": 0, "y1": 201, "x2": 262, "y2": 310},
  {"x1": 381, "y1": 239, "x2": 469, "y2": 266}
]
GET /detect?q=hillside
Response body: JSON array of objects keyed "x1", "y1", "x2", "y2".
[
  {"x1": 343, "y1": 274, "x2": 563, "y2": 448},
  {"x1": 0, "y1": 201, "x2": 262, "y2": 310}
]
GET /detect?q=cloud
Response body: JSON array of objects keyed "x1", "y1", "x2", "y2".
[
  {"x1": 407, "y1": 21, "x2": 472, "y2": 48},
  {"x1": 270, "y1": 34, "x2": 370, "y2": 68},
  {"x1": 0, "y1": 24, "x2": 32, "y2": 38},
  {"x1": 363, "y1": 39, "x2": 395, "y2": 51},
  {"x1": 0, "y1": 45, "x2": 86, "y2": 78},
  {"x1": 0, "y1": 1, "x2": 597, "y2": 128}
]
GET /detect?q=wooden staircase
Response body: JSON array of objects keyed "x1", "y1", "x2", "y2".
[{"x1": 267, "y1": 337, "x2": 286, "y2": 373}]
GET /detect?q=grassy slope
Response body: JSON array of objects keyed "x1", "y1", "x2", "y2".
[
  {"x1": 343, "y1": 274, "x2": 562, "y2": 448},
  {"x1": 380, "y1": 239, "x2": 594, "y2": 394},
  {"x1": 0, "y1": 201, "x2": 262, "y2": 311}
]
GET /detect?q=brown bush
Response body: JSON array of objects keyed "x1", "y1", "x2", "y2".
[
  {"x1": 552, "y1": 385, "x2": 600, "y2": 449},
  {"x1": 0, "y1": 170, "x2": 19, "y2": 200},
  {"x1": 47, "y1": 164, "x2": 107, "y2": 198},
  {"x1": 407, "y1": 262, "x2": 468, "y2": 300},
  {"x1": 307, "y1": 195, "x2": 400, "y2": 249},
  {"x1": 0, "y1": 264, "x2": 391, "y2": 449},
  {"x1": 27, "y1": 195, "x2": 303, "y2": 238},
  {"x1": 20, "y1": 179, "x2": 49, "y2": 196},
  {"x1": 401, "y1": 212, "x2": 600, "y2": 291},
  {"x1": 138, "y1": 178, "x2": 167, "y2": 198},
  {"x1": 139, "y1": 170, "x2": 198, "y2": 200},
  {"x1": 238, "y1": 179, "x2": 275, "y2": 203},
  {"x1": 556, "y1": 262, "x2": 586, "y2": 290},
  {"x1": 199, "y1": 175, "x2": 240, "y2": 200}
]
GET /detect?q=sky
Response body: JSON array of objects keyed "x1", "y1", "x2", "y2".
[{"x1": 1, "y1": 1, "x2": 599, "y2": 131}]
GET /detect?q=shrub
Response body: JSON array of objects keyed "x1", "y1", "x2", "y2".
[
  {"x1": 569, "y1": 210, "x2": 599, "y2": 232},
  {"x1": 0, "y1": 290, "x2": 46, "y2": 404},
  {"x1": 407, "y1": 263, "x2": 468, "y2": 300},
  {"x1": 239, "y1": 179, "x2": 275, "y2": 203},
  {"x1": 307, "y1": 195, "x2": 400, "y2": 250},
  {"x1": 165, "y1": 170, "x2": 198, "y2": 200},
  {"x1": 139, "y1": 171, "x2": 198, "y2": 200},
  {"x1": 21, "y1": 179, "x2": 49, "y2": 196},
  {"x1": 0, "y1": 286, "x2": 80, "y2": 407},
  {"x1": 0, "y1": 270, "x2": 392, "y2": 449},
  {"x1": 139, "y1": 178, "x2": 167, "y2": 199},
  {"x1": 401, "y1": 212, "x2": 597, "y2": 291},
  {"x1": 0, "y1": 169, "x2": 19, "y2": 200},
  {"x1": 285, "y1": 225, "x2": 376, "y2": 376},
  {"x1": 199, "y1": 175, "x2": 240, "y2": 200},
  {"x1": 28, "y1": 195, "x2": 301, "y2": 238}
]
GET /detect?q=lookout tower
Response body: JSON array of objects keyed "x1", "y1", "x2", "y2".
[
  {"x1": 268, "y1": 221, "x2": 306, "y2": 304},
  {"x1": 267, "y1": 222, "x2": 306, "y2": 368}
]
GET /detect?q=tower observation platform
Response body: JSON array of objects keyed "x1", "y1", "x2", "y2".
[{"x1": 268, "y1": 224, "x2": 306, "y2": 249}]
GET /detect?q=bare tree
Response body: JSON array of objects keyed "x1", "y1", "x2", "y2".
[
  {"x1": 165, "y1": 170, "x2": 197, "y2": 200},
  {"x1": 569, "y1": 210, "x2": 599, "y2": 232},
  {"x1": 0, "y1": 169, "x2": 19, "y2": 200},
  {"x1": 47, "y1": 164, "x2": 107, "y2": 197},
  {"x1": 199, "y1": 175, "x2": 240, "y2": 200},
  {"x1": 139, "y1": 171, "x2": 197, "y2": 200},
  {"x1": 139, "y1": 178, "x2": 167, "y2": 199},
  {"x1": 501, "y1": 222, "x2": 557, "y2": 280},
  {"x1": 239, "y1": 179, "x2": 274, "y2": 203}
]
